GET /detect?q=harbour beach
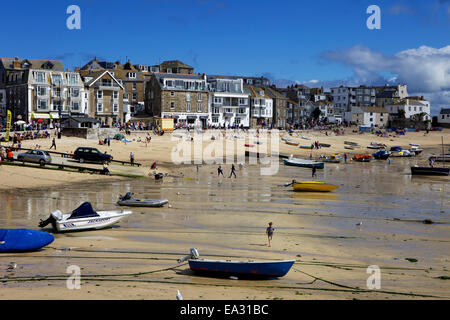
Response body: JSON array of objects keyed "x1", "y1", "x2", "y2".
[{"x1": 0, "y1": 128, "x2": 449, "y2": 300}]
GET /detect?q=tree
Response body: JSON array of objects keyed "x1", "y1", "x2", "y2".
[
  {"x1": 398, "y1": 109, "x2": 406, "y2": 119},
  {"x1": 311, "y1": 107, "x2": 322, "y2": 120}
]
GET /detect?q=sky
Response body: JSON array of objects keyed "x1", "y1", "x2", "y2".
[{"x1": 0, "y1": 0, "x2": 449, "y2": 114}]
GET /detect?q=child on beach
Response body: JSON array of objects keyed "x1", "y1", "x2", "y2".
[{"x1": 266, "y1": 222, "x2": 274, "y2": 247}]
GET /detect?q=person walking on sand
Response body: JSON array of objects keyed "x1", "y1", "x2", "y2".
[
  {"x1": 229, "y1": 164, "x2": 237, "y2": 178},
  {"x1": 266, "y1": 222, "x2": 275, "y2": 247},
  {"x1": 50, "y1": 138, "x2": 56, "y2": 150},
  {"x1": 312, "y1": 164, "x2": 317, "y2": 178},
  {"x1": 130, "y1": 152, "x2": 135, "y2": 166},
  {"x1": 344, "y1": 153, "x2": 347, "y2": 163},
  {"x1": 218, "y1": 165, "x2": 224, "y2": 177}
]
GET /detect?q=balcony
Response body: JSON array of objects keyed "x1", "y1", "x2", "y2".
[
  {"x1": 95, "y1": 83, "x2": 120, "y2": 91},
  {"x1": 223, "y1": 112, "x2": 234, "y2": 117}
]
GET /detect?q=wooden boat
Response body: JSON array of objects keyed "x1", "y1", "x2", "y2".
[
  {"x1": 39, "y1": 202, "x2": 132, "y2": 232},
  {"x1": 284, "y1": 158, "x2": 324, "y2": 169},
  {"x1": 0, "y1": 229, "x2": 54, "y2": 253},
  {"x1": 178, "y1": 249, "x2": 294, "y2": 278},
  {"x1": 353, "y1": 154, "x2": 373, "y2": 162},
  {"x1": 299, "y1": 145, "x2": 313, "y2": 149},
  {"x1": 411, "y1": 166, "x2": 449, "y2": 176},
  {"x1": 372, "y1": 150, "x2": 391, "y2": 160},
  {"x1": 292, "y1": 181, "x2": 339, "y2": 192},
  {"x1": 117, "y1": 192, "x2": 169, "y2": 207},
  {"x1": 285, "y1": 140, "x2": 300, "y2": 146}
]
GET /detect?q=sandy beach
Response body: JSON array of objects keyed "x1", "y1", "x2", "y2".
[{"x1": 0, "y1": 128, "x2": 449, "y2": 300}]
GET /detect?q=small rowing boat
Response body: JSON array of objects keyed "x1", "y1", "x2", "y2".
[
  {"x1": 285, "y1": 140, "x2": 300, "y2": 146},
  {"x1": 0, "y1": 229, "x2": 54, "y2": 253},
  {"x1": 299, "y1": 145, "x2": 313, "y2": 149},
  {"x1": 411, "y1": 166, "x2": 449, "y2": 176},
  {"x1": 117, "y1": 192, "x2": 169, "y2": 207},
  {"x1": 178, "y1": 249, "x2": 294, "y2": 278},
  {"x1": 39, "y1": 202, "x2": 132, "y2": 232},
  {"x1": 292, "y1": 180, "x2": 339, "y2": 192},
  {"x1": 284, "y1": 158, "x2": 324, "y2": 169}
]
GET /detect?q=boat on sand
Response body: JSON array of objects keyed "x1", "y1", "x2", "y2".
[
  {"x1": 284, "y1": 158, "x2": 324, "y2": 169},
  {"x1": 117, "y1": 192, "x2": 169, "y2": 207},
  {"x1": 0, "y1": 229, "x2": 54, "y2": 253},
  {"x1": 290, "y1": 180, "x2": 339, "y2": 192},
  {"x1": 39, "y1": 202, "x2": 132, "y2": 232}
]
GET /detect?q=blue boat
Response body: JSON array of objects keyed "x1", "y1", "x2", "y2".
[
  {"x1": 0, "y1": 229, "x2": 54, "y2": 253},
  {"x1": 390, "y1": 146, "x2": 403, "y2": 152},
  {"x1": 373, "y1": 150, "x2": 391, "y2": 160},
  {"x1": 178, "y1": 249, "x2": 294, "y2": 278},
  {"x1": 188, "y1": 259, "x2": 295, "y2": 278}
]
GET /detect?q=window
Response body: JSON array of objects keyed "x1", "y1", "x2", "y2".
[
  {"x1": 239, "y1": 108, "x2": 245, "y2": 114},
  {"x1": 35, "y1": 72, "x2": 45, "y2": 83},
  {"x1": 72, "y1": 102, "x2": 80, "y2": 111},
  {"x1": 170, "y1": 102, "x2": 174, "y2": 109},
  {"x1": 123, "y1": 93, "x2": 129, "y2": 100},
  {"x1": 212, "y1": 116, "x2": 219, "y2": 123},
  {"x1": 198, "y1": 93, "x2": 202, "y2": 101},
  {"x1": 170, "y1": 91, "x2": 175, "y2": 97},
  {"x1": 186, "y1": 93, "x2": 191, "y2": 101},
  {"x1": 128, "y1": 73, "x2": 136, "y2": 79},
  {"x1": 132, "y1": 93, "x2": 137, "y2": 101},
  {"x1": 239, "y1": 98, "x2": 247, "y2": 105},
  {"x1": 167, "y1": 68, "x2": 172, "y2": 73},
  {"x1": 132, "y1": 82, "x2": 137, "y2": 90},
  {"x1": 97, "y1": 103, "x2": 103, "y2": 112},
  {"x1": 197, "y1": 103, "x2": 202, "y2": 112},
  {"x1": 37, "y1": 86, "x2": 47, "y2": 96},
  {"x1": 52, "y1": 74, "x2": 63, "y2": 85},
  {"x1": 71, "y1": 88, "x2": 80, "y2": 98},
  {"x1": 37, "y1": 100, "x2": 48, "y2": 110},
  {"x1": 235, "y1": 117, "x2": 241, "y2": 124},
  {"x1": 213, "y1": 107, "x2": 220, "y2": 114},
  {"x1": 214, "y1": 97, "x2": 222, "y2": 104},
  {"x1": 69, "y1": 74, "x2": 78, "y2": 85},
  {"x1": 113, "y1": 104, "x2": 118, "y2": 113},
  {"x1": 52, "y1": 88, "x2": 61, "y2": 97},
  {"x1": 166, "y1": 80, "x2": 174, "y2": 87},
  {"x1": 97, "y1": 91, "x2": 103, "y2": 99},
  {"x1": 186, "y1": 102, "x2": 191, "y2": 112},
  {"x1": 113, "y1": 91, "x2": 118, "y2": 99}
]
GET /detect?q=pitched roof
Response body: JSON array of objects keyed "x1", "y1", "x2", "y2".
[
  {"x1": 264, "y1": 87, "x2": 287, "y2": 99},
  {"x1": 0, "y1": 58, "x2": 64, "y2": 71},
  {"x1": 82, "y1": 71, "x2": 124, "y2": 89},
  {"x1": 245, "y1": 85, "x2": 270, "y2": 99},
  {"x1": 160, "y1": 60, "x2": 193, "y2": 69}
]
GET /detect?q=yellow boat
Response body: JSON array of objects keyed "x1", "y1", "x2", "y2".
[{"x1": 292, "y1": 181, "x2": 339, "y2": 192}]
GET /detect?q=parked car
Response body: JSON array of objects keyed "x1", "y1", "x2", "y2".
[
  {"x1": 73, "y1": 147, "x2": 113, "y2": 164},
  {"x1": 17, "y1": 150, "x2": 52, "y2": 166}
]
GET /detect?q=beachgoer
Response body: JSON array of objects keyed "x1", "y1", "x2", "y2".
[
  {"x1": 229, "y1": 164, "x2": 237, "y2": 178},
  {"x1": 312, "y1": 164, "x2": 317, "y2": 178},
  {"x1": 429, "y1": 159, "x2": 434, "y2": 168},
  {"x1": 218, "y1": 165, "x2": 224, "y2": 177},
  {"x1": 266, "y1": 222, "x2": 275, "y2": 247},
  {"x1": 50, "y1": 138, "x2": 56, "y2": 150},
  {"x1": 151, "y1": 161, "x2": 157, "y2": 170},
  {"x1": 344, "y1": 153, "x2": 348, "y2": 163},
  {"x1": 130, "y1": 152, "x2": 135, "y2": 166}
]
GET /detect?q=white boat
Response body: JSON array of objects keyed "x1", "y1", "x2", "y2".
[
  {"x1": 284, "y1": 158, "x2": 324, "y2": 169},
  {"x1": 409, "y1": 146, "x2": 423, "y2": 155},
  {"x1": 39, "y1": 202, "x2": 132, "y2": 232}
]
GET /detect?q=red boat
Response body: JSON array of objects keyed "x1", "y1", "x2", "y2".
[{"x1": 353, "y1": 154, "x2": 373, "y2": 162}]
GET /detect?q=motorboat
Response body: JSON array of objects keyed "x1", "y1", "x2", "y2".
[
  {"x1": 320, "y1": 154, "x2": 342, "y2": 163},
  {"x1": 0, "y1": 229, "x2": 54, "y2": 253},
  {"x1": 372, "y1": 150, "x2": 391, "y2": 160},
  {"x1": 39, "y1": 202, "x2": 132, "y2": 232},
  {"x1": 117, "y1": 192, "x2": 169, "y2": 207},
  {"x1": 178, "y1": 248, "x2": 295, "y2": 278},
  {"x1": 409, "y1": 146, "x2": 423, "y2": 155},
  {"x1": 391, "y1": 150, "x2": 413, "y2": 157}
]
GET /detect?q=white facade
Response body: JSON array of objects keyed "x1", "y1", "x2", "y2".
[
  {"x1": 386, "y1": 99, "x2": 431, "y2": 121},
  {"x1": 438, "y1": 109, "x2": 450, "y2": 124},
  {"x1": 330, "y1": 87, "x2": 349, "y2": 115}
]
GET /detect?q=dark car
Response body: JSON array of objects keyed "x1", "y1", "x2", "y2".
[{"x1": 73, "y1": 147, "x2": 113, "y2": 164}]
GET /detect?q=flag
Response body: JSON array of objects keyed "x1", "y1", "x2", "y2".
[{"x1": 5, "y1": 110, "x2": 12, "y2": 142}]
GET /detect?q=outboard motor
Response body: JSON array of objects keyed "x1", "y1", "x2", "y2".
[
  {"x1": 178, "y1": 248, "x2": 200, "y2": 263},
  {"x1": 155, "y1": 173, "x2": 164, "y2": 180},
  {"x1": 39, "y1": 210, "x2": 61, "y2": 231}
]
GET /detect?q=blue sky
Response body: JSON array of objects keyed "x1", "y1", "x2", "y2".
[{"x1": 1, "y1": 0, "x2": 449, "y2": 112}]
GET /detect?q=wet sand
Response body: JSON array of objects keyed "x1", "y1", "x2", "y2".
[{"x1": 0, "y1": 146, "x2": 449, "y2": 299}]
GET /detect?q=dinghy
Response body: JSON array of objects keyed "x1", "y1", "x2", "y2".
[
  {"x1": 284, "y1": 158, "x2": 324, "y2": 169},
  {"x1": 39, "y1": 202, "x2": 132, "y2": 232},
  {"x1": 299, "y1": 145, "x2": 314, "y2": 149},
  {"x1": 353, "y1": 154, "x2": 373, "y2": 162},
  {"x1": 285, "y1": 140, "x2": 300, "y2": 146},
  {"x1": 291, "y1": 180, "x2": 339, "y2": 192},
  {"x1": 391, "y1": 150, "x2": 413, "y2": 157},
  {"x1": 0, "y1": 229, "x2": 54, "y2": 253},
  {"x1": 319, "y1": 154, "x2": 342, "y2": 163},
  {"x1": 117, "y1": 192, "x2": 169, "y2": 207},
  {"x1": 372, "y1": 150, "x2": 391, "y2": 160},
  {"x1": 178, "y1": 248, "x2": 294, "y2": 278}
]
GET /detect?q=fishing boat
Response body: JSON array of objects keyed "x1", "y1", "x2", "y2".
[
  {"x1": 178, "y1": 248, "x2": 294, "y2": 278},
  {"x1": 353, "y1": 154, "x2": 373, "y2": 162},
  {"x1": 0, "y1": 229, "x2": 54, "y2": 253},
  {"x1": 291, "y1": 180, "x2": 339, "y2": 192},
  {"x1": 391, "y1": 150, "x2": 413, "y2": 157},
  {"x1": 372, "y1": 150, "x2": 391, "y2": 160},
  {"x1": 411, "y1": 166, "x2": 449, "y2": 176},
  {"x1": 390, "y1": 146, "x2": 403, "y2": 152},
  {"x1": 299, "y1": 145, "x2": 313, "y2": 149},
  {"x1": 39, "y1": 202, "x2": 132, "y2": 232},
  {"x1": 117, "y1": 192, "x2": 169, "y2": 207},
  {"x1": 284, "y1": 158, "x2": 324, "y2": 169},
  {"x1": 285, "y1": 140, "x2": 300, "y2": 146}
]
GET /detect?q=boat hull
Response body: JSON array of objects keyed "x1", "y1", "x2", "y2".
[
  {"x1": 284, "y1": 159, "x2": 324, "y2": 169},
  {"x1": 188, "y1": 259, "x2": 295, "y2": 278},
  {"x1": 55, "y1": 211, "x2": 132, "y2": 232},
  {"x1": 285, "y1": 141, "x2": 300, "y2": 146},
  {"x1": 293, "y1": 182, "x2": 339, "y2": 192},
  {"x1": 411, "y1": 167, "x2": 449, "y2": 176},
  {"x1": 117, "y1": 198, "x2": 168, "y2": 207},
  {"x1": 0, "y1": 229, "x2": 54, "y2": 253}
]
